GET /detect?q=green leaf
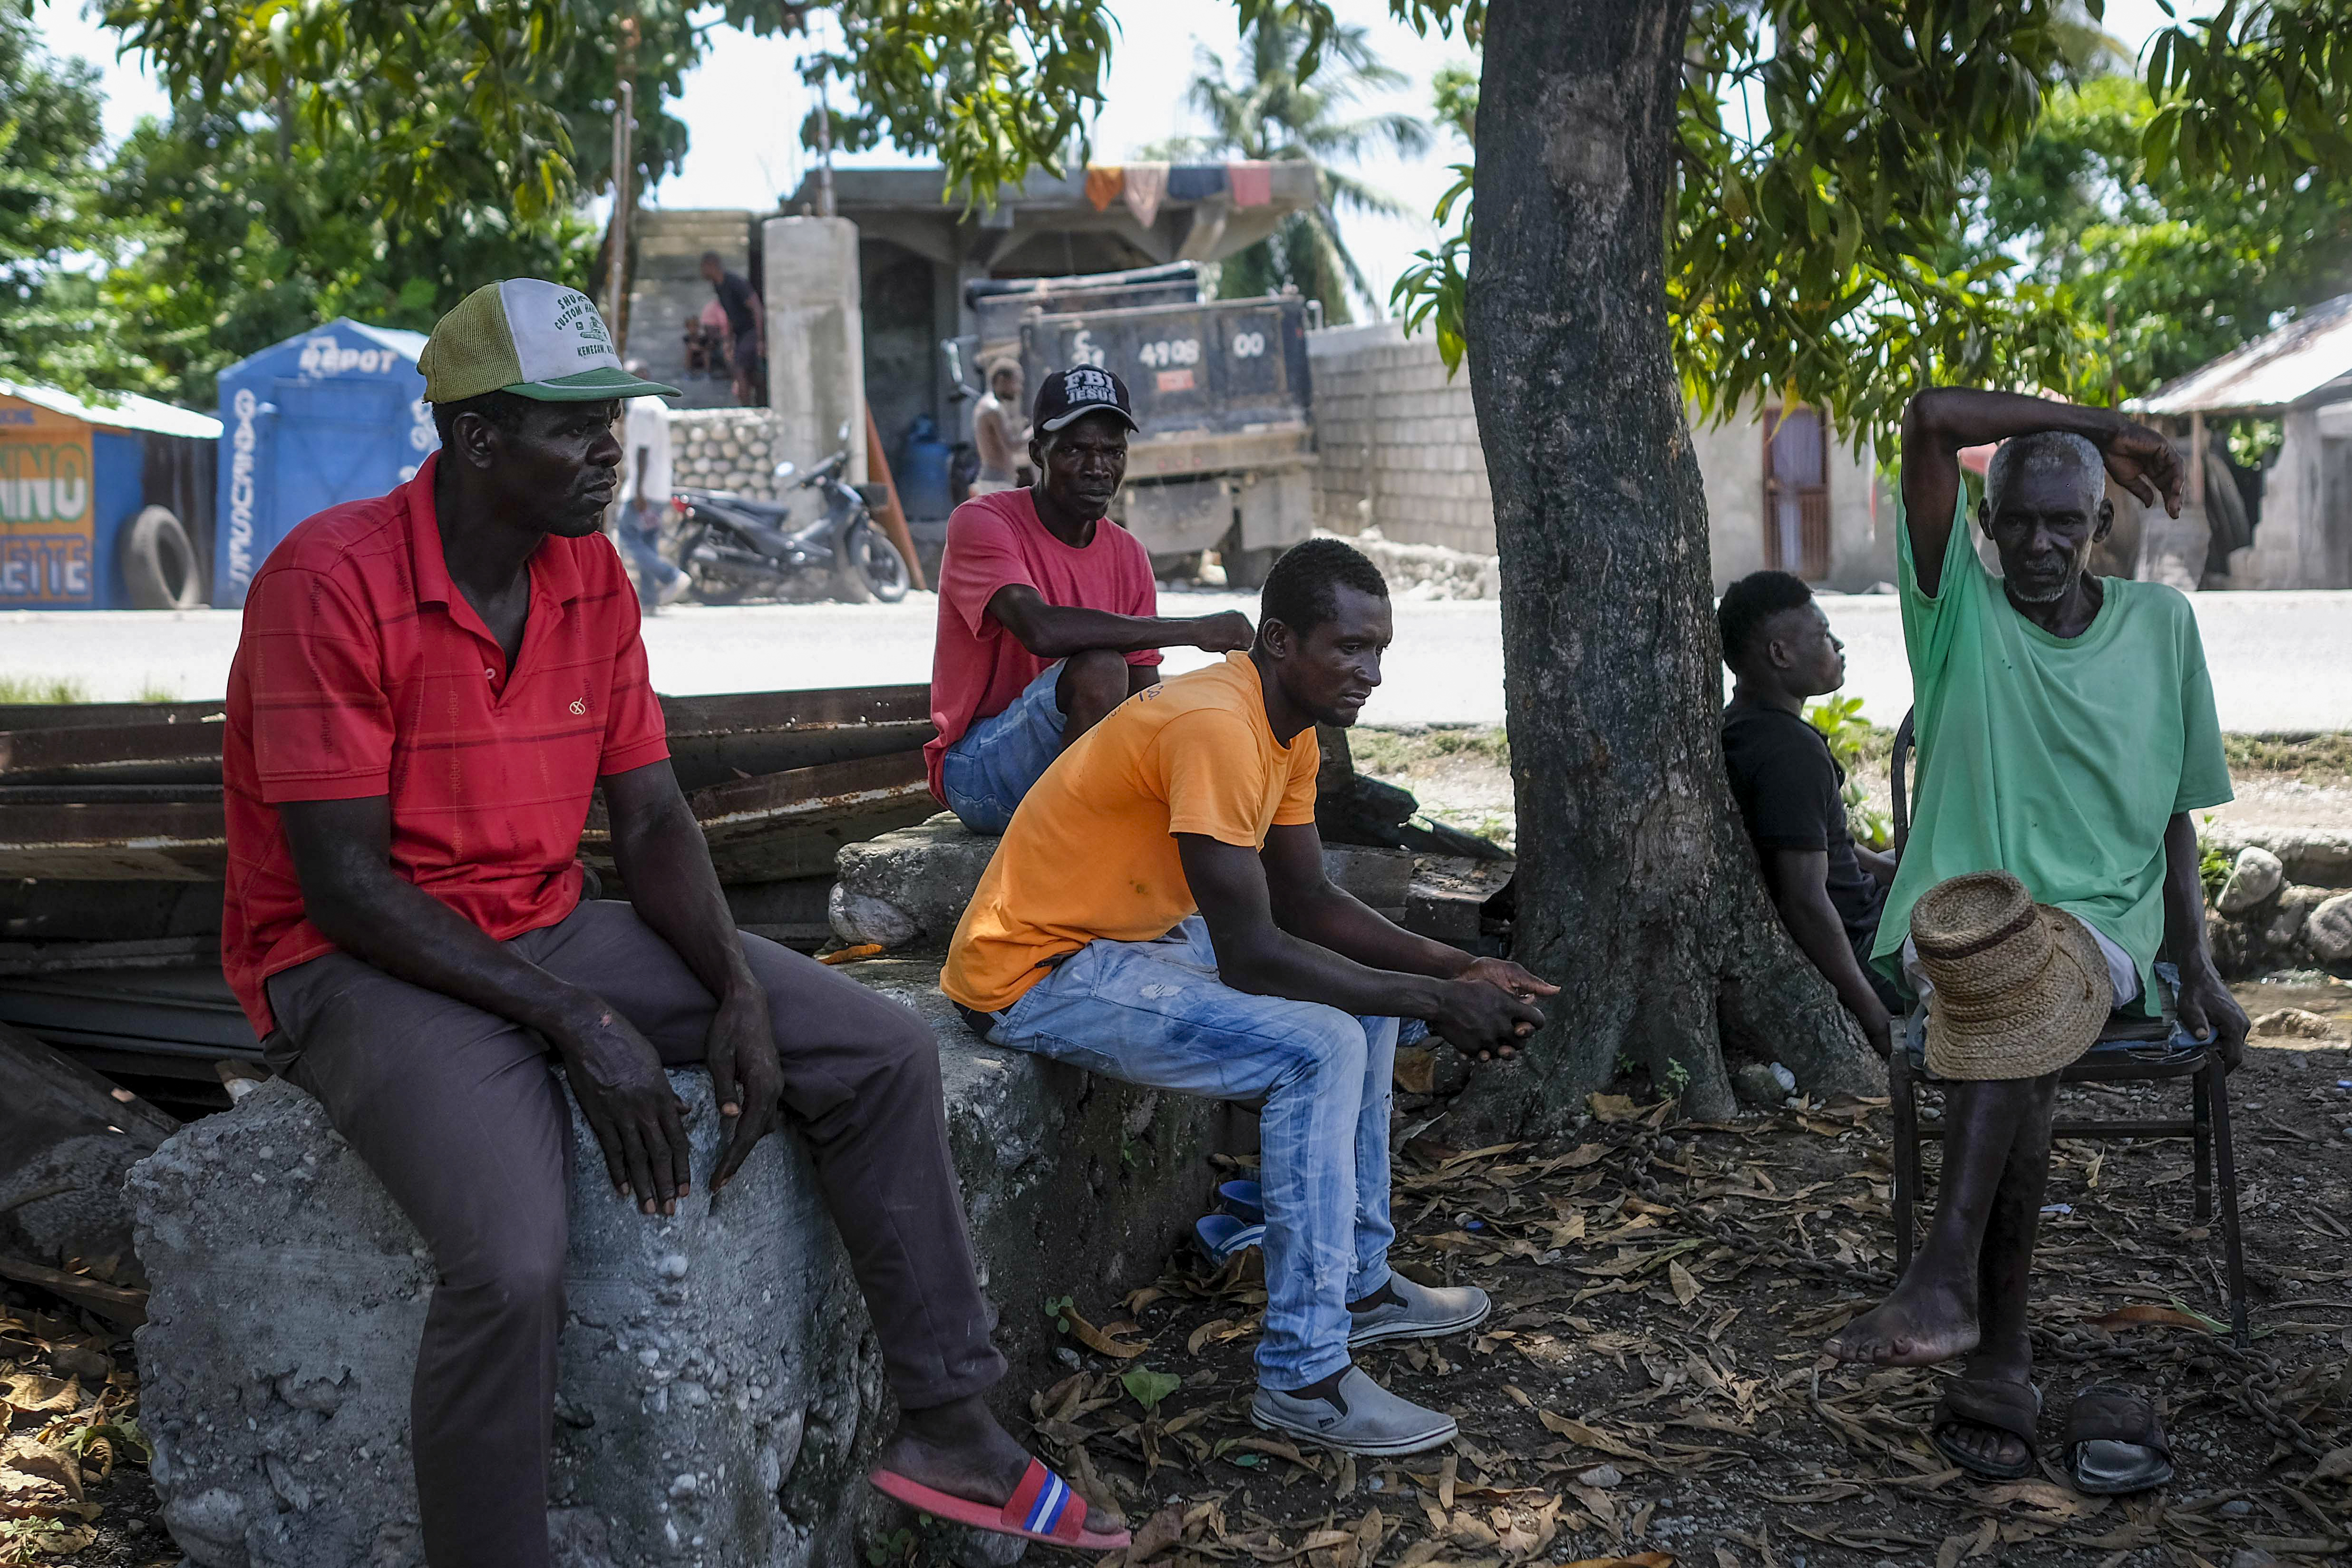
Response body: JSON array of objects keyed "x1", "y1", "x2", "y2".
[{"x1": 1120, "y1": 1365, "x2": 1182, "y2": 1413}]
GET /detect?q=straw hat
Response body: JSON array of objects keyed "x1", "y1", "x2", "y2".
[{"x1": 1911, "y1": 870, "x2": 2112, "y2": 1079}]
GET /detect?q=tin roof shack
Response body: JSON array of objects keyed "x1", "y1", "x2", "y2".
[
  {"x1": 212, "y1": 321, "x2": 437, "y2": 608},
  {"x1": 780, "y1": 163, "x2": 1320, "y2": 488},
  {"x1": 0, "y1": 383, "x2": 220, "y2": 611},
  {"x1": 2135, "y1": 292, "x2": 2352, "y2": 590}
]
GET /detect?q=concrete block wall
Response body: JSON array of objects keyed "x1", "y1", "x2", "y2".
[
  {"x1": 1305, "y1": 322, "x2": 1900, "y2": 592},
  {"x1": 1307, "y1": 323, "x2": 1497, "y2": 558},
  {"x1": 669, "y1": 409, "x2": 788, "y2": 499}
]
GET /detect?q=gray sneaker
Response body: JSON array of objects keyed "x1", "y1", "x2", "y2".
[
  {"x1": 1251, "y1": 1366, "x2": 1459, "y2": 1456},
  {"x1": 1348, "y1": 1273, "x2": 1492, "y2": 1347}
]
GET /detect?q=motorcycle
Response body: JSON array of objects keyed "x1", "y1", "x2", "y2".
[{"x1": 670, "y1": 448, "x2": 912, "y2": 605}]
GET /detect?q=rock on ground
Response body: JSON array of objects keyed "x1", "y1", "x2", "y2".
[
  {"x1": 129, "y1": 960, "x2": 1236, "y2": 1568},
  {"x1": 2216, "y1": 845, "x2": 2284, "y2": 915},
  {"x1": 0, "y1": 1021, "x2": 176, "y2": 1286}
]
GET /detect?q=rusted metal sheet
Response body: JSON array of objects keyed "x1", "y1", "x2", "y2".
[
  {"x1": 0, "y1": 723, "x2": 227, "y2": 786},
  {"x1": 0, "y1": 700, "x2": 225, "y2": 733},
  {"x1": 582, "y1": 750, "x2": 937, "y2": 884},
  {"x1": 0, "y1": 684, "x2": 936, "y2": 790},
  {"x1": 0, "y1": 800, "x2": 227, "y2": 880}
]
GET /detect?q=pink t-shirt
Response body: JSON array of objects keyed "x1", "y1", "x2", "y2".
[{"x1": 926, "y1": 488, "x2": 1161, "y2": 798}]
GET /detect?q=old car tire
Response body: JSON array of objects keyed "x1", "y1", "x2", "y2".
[{"x1": 121, "y1": 506, "x2": 204, "y2": 610}]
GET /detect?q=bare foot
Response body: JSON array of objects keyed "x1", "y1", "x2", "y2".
[
  {"x1": 1936, "y1": 1341, "x2": 2035, "y2": 1471},
  {"x1": 1825, "y1": 1277, "x2": 1980, "y2": 1366},
  {"x1": 875, "y1": 1394, "x2": 1122, "y2": 1525}
]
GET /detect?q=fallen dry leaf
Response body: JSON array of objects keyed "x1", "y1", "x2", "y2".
[
  {"x1": 1668, "y1": 1261, "x2": 1701, "y2": 1308},
  {"x1": 1063, "y1": 1305, "x2": 1150, "y2": 1361}
]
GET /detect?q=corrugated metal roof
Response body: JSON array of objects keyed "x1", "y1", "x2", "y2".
[
  {"x1": 0, "y1": 379, "x2": 223, "y2": 439},
  {"x1": 2135, "y1": 292, "x2": 2352, "y2": 415}
]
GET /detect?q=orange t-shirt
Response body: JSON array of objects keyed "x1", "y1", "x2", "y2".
[{"x1": 943, "y1": 653, "x2": 1320, "y2": 1013}]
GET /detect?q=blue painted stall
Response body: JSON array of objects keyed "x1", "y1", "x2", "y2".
[
  {"x1": 0, "y1": 380, "x2": 221, "y2": 610},
  {"x1": 212, "y1": 321, "x2": 437, "y2": 608}
]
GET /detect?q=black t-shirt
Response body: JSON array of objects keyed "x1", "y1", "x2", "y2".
[
  {"x1": 1722, "y1": 698, "x2": 1885, "y2": 955},
  {"x1": 714, "y1": 271, "x2": 758, "y2": 337}
]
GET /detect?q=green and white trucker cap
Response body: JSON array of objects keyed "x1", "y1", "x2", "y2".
[{"x1": 418, "y1": 279, "x2": 682, "y2": 404}]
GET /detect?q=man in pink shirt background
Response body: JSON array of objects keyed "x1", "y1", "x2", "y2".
[{"x1": 928, "y1": 366, "x2": 1254, "y2": 833}]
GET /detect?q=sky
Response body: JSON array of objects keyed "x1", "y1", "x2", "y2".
[{"x1": 36, "y1": 0, "x2": 2209, "y2": 316}]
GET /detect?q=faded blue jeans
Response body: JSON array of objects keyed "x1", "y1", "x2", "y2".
[
  {"x1": 939, "y1": 660, "x2": 1067, "y2": 836},
  {"x1": 972, "y1": 915, "x2": 1398, "y2": 1391}
]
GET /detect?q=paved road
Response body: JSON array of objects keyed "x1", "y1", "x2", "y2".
[{"x1": 5, "y1": 588, "x2": 2349, "y2": 732}]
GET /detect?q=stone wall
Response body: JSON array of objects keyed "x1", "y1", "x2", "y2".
[
  {"x1": 626, "y1": 210, "x2": 755, "y2": 413},
  {"x1": 1307, "y1": 322, "x2": 1496, "y2": 558},
  {"x1": 130, "y1": 966, "x2": 1238, "y2": 1568},
  {"x1": 670, "y1": 409, "x2": 790, "y2": 499},
  {"x1": 1302, "y1": 323, "x2": 1899, "y2": 592}
]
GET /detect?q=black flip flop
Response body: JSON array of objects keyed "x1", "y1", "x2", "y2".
[
  {"x1": 1931, "y1": 1378, "x2": 2042, "y2": 1480},
  {"x1": 2063, "y1": 1383, "x2": 2175, "y2": 1495}
]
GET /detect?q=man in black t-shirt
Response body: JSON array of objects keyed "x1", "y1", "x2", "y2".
[
  {"x1": 700, "y1": 250, "x2": 766, "y2": 406},
  {"x1": 1718, "y1": 571, "x2": 1905, "y2": 1056}
]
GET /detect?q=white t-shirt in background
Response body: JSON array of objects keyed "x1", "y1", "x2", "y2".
[{"x1": 622, "y1": 397, "x2": 672, "y2": 507}]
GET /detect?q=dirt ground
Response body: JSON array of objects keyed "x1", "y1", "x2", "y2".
[
  {"x1": 1351, "y1": 727, "x2": 2352, "y2": 849},
  {"x1": 6, "y1": 980, "x2": 2348, "y2": 1567}
]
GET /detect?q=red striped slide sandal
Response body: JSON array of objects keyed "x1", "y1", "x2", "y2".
[{"x1": 869, "y1": 1458, "x2": 1133, "y2": 1552}]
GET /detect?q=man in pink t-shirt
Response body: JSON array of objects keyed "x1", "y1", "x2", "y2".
[{"x1": 929, "y1": 366, "x2": 1254, "y2": 833}]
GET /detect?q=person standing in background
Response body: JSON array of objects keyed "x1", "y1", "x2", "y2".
[
  {"x1": 616, "y1": 363, "x2": 688, "y2": 610},
  {"x1": 700, "y1": 251, "x2": 765, "y2": 407},
  {"x1": 971, "y1": 360, "x2": 1027, "y2": 496}
]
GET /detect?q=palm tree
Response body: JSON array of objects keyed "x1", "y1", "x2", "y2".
[{"x1": 1158, "y1": 12, "x2": 1430, "y2": 323}]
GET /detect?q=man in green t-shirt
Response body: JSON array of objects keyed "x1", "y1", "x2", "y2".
[{"x1": 1825, "y1": 388, "x2": 2248, "y2": 1486}]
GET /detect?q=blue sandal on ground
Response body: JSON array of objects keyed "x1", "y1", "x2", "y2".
[
  {"x1": 1194, "y1": 1213, "x2": 1265, "y2": 1265},
  {"x1": 1218, "y1": 1179, "x2": 1265, "y2": 1224}
]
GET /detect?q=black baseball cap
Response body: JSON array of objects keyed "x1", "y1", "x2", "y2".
[{"x1": 1033, "y1": 365, "x2": 1139, "y2": 434}]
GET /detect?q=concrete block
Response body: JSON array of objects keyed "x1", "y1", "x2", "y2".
[
  {"x1": 832, "y1": 815, "x2": 1003, "y2": 949},
  {"x1": 132, "y1": 964, "x2": 1236, "y2": 1568},
  {"x1": 764, "y1": 216, "x2": 867, "y2": 483},
  {"x1": 836, "y1": 817, "x2": 1413, "y2": 948}
]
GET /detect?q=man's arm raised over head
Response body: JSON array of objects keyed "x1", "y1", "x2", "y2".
[
  {"x1": 1176, "y1": 824, "x2": 1554, "y2": 1062},
  {"x1": 278, "y1": 794, "x2": 692, "y2": 1214},
  {"x1": 1898, "y1": 389, "x2": 2185, "y2": 598}
]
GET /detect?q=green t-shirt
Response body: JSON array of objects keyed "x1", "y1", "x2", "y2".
[{"x1": 1870, "y1": 491, "x2": 2234, "y2": 1012}]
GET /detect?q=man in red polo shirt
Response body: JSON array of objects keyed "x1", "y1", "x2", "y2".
[{"x1": 222, "y1": 281, "x2": 1121, "y2": 1567}]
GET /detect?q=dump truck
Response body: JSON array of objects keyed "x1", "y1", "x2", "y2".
[{"x1": 951, "y1": 263, "x2": 1317, "y2": 586}]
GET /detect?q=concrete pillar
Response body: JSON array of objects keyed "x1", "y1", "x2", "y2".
[{"x1": 763, "y1": 216, "x2": 868, "y2": 484}]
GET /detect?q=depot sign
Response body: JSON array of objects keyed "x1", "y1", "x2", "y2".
[{"x1": 0, "y1": 397, "x2": 96, "y2": 606}]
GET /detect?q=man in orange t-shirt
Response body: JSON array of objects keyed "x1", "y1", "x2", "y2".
[{"x1": 944, "y1": 539, "x2": 1557, "y2": 1459}]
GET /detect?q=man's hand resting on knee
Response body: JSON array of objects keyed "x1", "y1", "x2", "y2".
[
  {"x1": 703, "y1": 984, "x2": 784, "y2": 1194},
  {"x1": 550, "y1": 999, "x2": 693, "y2": 1214}
]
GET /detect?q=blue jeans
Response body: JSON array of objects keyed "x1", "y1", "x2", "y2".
[
  {"x1": 940, "y1": 662, "x2": 1068, "y2": 835},
  {"x1": 975, "y1": 916, "x2": 1398, "y2": 1391},
  {"x1": 617, "y1": 503, "x2": 686, "y2": 604}
]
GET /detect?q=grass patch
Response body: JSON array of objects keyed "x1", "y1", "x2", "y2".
[
  {"x1": 1349, "y1": 724, "x2": 1511, "y2": 775},
  {"x1": 2224, "y1": 732, "x2": 2352, "y2": 784},
  {"x1": 0, "y1": 673, "x2": 91, "y2": 704}
]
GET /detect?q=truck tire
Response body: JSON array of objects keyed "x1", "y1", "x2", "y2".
[
  {"x1": 121, "y1": 506, "x2": 205, "y2": 610},
  {"x1": 1222, "y1": 545, "x2": 1284, "y2": 591}
]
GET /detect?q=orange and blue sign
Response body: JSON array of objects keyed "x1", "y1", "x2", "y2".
[{"x1": 0, "y1": 396, "x2": 98, "y2": 605}]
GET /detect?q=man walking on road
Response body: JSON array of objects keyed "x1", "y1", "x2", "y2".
[
  {"x1": 615, "y1": 360, "x2": 688, "y2": 609},
  {"x1": 221, "y1": 279, "x2": 1121, "y2": 1568}
]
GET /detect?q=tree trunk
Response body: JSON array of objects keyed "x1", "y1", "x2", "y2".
[{"x1": 1461, "y1": 0, "x2": 1883, "y2": 1129}]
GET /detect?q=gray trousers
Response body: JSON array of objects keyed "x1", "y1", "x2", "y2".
[{"x1": 264, "y1": 900, "x2": 1003, "y2": 1568}]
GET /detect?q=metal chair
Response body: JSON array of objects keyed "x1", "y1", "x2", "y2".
[{"x1": 1886, "y1": 710, "x2": 2249, "y2": 1344}]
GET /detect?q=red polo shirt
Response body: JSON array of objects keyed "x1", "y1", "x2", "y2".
[{"x1": 221, "y1": 454, "x2": 671, "y2": 1035}]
